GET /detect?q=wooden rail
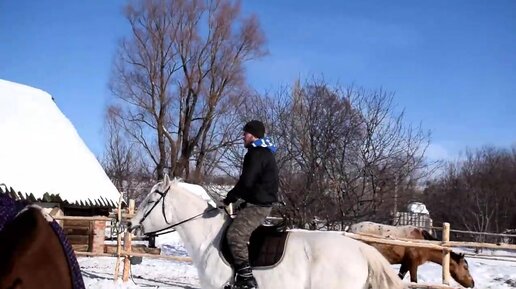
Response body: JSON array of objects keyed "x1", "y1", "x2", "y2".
[
  {"x1": 66, "y1": 200, "x2": 516, "y2": 288},
  {"x1": 462, "y1": 254, "x2": 516, "y2": 262},
  {"x1": 75, "y1": 251, "x2": 192, "y2": 262},
  {"x1": 445, "y1": 240, "x2": 516, "y2": 250},
  {"x1": 431, "y1": 226, "x2": 516, "y2": 238},
  {"x1": 343, "y1": 232, "x2": 451, "y2": 251},
  {"x1": 54, "y1": 216, "x2": 111, "y2": 221}
]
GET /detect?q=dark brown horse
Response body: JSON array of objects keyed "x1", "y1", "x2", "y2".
[
  {"x1": 0, "y1": 195, "x2": 84, "y2": 289},
  {"x1": 349, "y1": 221, "x2": 475, "y2": 288}
]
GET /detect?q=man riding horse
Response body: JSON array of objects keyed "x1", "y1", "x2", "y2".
[{"x1": 223, "y1": 120, "x2": 279, "y2": 289}]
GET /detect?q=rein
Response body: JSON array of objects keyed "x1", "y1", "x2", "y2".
[
  {"x1": 137, "y1": 185, "x2": 228, "y2": 237},
  {"x1": 144, "y1": 206, "x2": 221, "y2": 237}
]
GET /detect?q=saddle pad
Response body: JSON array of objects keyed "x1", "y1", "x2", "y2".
[
  {"x1": 222, "y1": 224, "x2": 289, "y2": 268},
  {"x1": 249, "y1": 227, "x2": 289, "y2": 267}
]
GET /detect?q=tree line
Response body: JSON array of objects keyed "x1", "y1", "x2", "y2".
[
  {"x1": 423, "y1": 146, "x2": 516, "y2": 241},
  {"x1": 101, "y1": 0, "x2": 515, "y2": 235}
]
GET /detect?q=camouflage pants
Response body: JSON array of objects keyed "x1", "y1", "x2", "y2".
[{"x1": 226, "y1": 204, "x2": 272, "y2": 267}]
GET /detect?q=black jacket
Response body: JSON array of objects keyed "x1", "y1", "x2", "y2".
[{"x1": 225, "y1": 146, "x2": 279, "y2": 205}]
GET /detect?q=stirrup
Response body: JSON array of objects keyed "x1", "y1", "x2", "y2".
[
  {"x1": 223, "y1": 276, "x2": 258, "y2": 289},
  {"x1": 234, "y1": 276, "x2": 257, "y2": 289}
]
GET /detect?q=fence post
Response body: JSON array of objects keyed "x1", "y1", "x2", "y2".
[
  {"x1": 442, "y1": 222, "x2": 451, "y2": 285},
  {"x1": 122, "y1": 199, "x2": 135, "y2": 282},
  {"x1": 113, "y1": 192, "x2": 124, "y2": 281}
]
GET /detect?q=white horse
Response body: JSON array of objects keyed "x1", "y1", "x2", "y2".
[{"x1": 128, "y1": 176, "x2": 406, "y2": 289}]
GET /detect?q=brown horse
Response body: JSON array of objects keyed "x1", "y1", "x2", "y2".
[
  {"x1": 0, "y1": 196, "x2": 85, "y2": 289},
  {"x1": 349, "y1": 221, "x2": 475, "y2": 288}
]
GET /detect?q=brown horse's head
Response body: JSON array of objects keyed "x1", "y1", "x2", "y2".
[{"x1": 450, "y1": 252, "x2": 475, "y2": 288}]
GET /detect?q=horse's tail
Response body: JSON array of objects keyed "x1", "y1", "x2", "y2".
[{"x1": 359, "y1": 243, "x2": 406, "y2": 289}]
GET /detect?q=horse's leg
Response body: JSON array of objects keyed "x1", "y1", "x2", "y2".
[
  {"x1": 398, "y1": 250, "x2": 412, "y2": 280},
  {"x1": 409, "y1": 263, "x2": 418, "y2": 283},
  {"x1": 398, "y1": 262, "x2": 409, "y2": 279}
]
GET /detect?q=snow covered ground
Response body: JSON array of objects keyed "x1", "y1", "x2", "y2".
[{"x1": 79, "y1": 232, "x2": 516, "y2": 289}]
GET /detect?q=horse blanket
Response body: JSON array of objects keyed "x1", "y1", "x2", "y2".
[{"x1": 0, "y1": 194, "x2": 85, "y2": 289}]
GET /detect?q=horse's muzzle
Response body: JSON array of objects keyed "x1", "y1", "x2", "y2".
[
  {"x1": 127, "y1": 221, "x2": 138, "y2": 233},
  {"x1": 127, "y1": 221, "x2": 143, "y2": 236}
]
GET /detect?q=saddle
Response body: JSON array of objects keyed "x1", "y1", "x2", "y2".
[{"x1": 221, "y1": 222, "x2": 289, "y2": 268}]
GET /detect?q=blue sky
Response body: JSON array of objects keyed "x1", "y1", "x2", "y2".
[{"x1": 1, "y1": 1, "x2": 515, "y2": 160}]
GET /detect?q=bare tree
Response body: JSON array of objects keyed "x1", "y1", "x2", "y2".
[
  {"x1": 424, "y1": 146, "x2": 516, "y2": 241},
  {"x1": 101, "y1": 107, "x2": 152, "y2": 203},
  {"x1": 220, "y1": 79, "x2": 430, "y2": 228},
  {"x1": 290, "y1": 83, "x2": 428, "y2": 227},
  {"x1": 109, "y1": 0, "x2": 266, "y2": 182},
  {"x1": 191, "y1": 92, "x2": 249, "y2": 182},
  {"x1": 208, "y1": 91, "x2": 276, "y2": 184}
]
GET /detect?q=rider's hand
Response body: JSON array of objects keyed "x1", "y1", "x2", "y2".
[{"x1": 222, "y1": 197, "x2": 231, "y2": 206}]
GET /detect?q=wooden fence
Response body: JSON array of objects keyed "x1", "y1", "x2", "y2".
[{"x1": 55, "y1": 200, "x2": 515, "y2": 288}]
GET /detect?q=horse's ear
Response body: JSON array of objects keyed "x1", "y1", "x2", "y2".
[{"x1": 163, "y1": 174, "x2": 171, "y2": 187}]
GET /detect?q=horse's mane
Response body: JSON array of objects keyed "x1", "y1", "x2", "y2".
[
  {"x1": 421, "y1": 229, "x2": 437, "y2": 240},
  {"x1": 450, "y1": 251, "x2": 466, "y2": 263},
  {"x1": 169, "y1": 177, "x2": 181, "y2": 187},
  {"x1": 168, "y1": 178, "x2": 217, "y2": 206}
]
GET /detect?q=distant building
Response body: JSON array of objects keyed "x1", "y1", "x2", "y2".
[{"x1": 392, "y1": 201, "x2": 433, "y2": 232}]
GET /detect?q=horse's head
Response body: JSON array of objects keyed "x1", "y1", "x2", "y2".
[
  {"x1": 127, "y1": 174, "x2": 173, "y2": 236},
  {"x1": 450, "y1": 252, "x2": 475, "y2": 288}
]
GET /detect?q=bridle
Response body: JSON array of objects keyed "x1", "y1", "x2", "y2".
[
  {"x1": 139, "y1": 185, "x2": 172, "y2": 226},
  {"x1": 135, "y1": 185, "x2": 225, "y2": 237}
]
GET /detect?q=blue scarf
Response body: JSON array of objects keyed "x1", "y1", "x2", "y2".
[{"x1": 251, "y1": 137, "x2": 277, "y2": 153}]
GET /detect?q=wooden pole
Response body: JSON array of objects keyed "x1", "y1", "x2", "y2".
[
  {"x1": 75, "y1": 251, "x2": 193, "y2": 262},
  {"x1": 125, "y1": 251, "x2": 192, "y2": 262},
  {"x1": 343, "y1": 232, "x2": 451, "y2": 251},
  {"x1": 463, "y1": 254, "x2": 516, "y2": 262},
  {"x1": 444, "y1": 240, "x2": 516, "y2": 250},
  {"x1": 122, "y1": 199, "x2": 135, "y2": 282},
  {"x1": 54, "y1": 216, "x2": 112, "y2": 221},
  {"x1": 108, "y1": 212, "x2": 136, "y2": 219},
  {"x1": 113, "y1": 192, "x2": 124, "y2": 281},
  {"x1": 442, "y1": 222, "x2": 451, "y2": 285},
  {"x1": 76, "y1": 251, "x2": 115, "y2": 257}
]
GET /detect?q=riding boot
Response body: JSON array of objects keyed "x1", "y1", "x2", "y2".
[{"x1": 233, "y1": 263, "x2": 258, "y2": 289}]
